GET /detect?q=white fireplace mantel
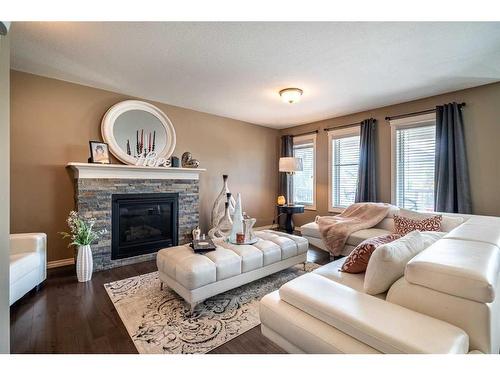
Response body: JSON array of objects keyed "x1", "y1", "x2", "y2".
[{"x1": 67, "y1": 162, "x2": 206, "y2": 180}]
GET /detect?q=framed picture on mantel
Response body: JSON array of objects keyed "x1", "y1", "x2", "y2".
[{"x1": 89, "y1": 141, "x2": 111, "y2": 164}]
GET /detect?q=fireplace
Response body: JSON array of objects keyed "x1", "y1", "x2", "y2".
[{"x1": 111, "y1": 193, "x2": 179, "y2": 260}]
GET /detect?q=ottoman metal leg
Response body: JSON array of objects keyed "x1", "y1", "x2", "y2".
[
  {"x1": 186, "y1": 302, "x2": 198, "y2": 317},
  {"x1": 160, "y1": 282, "x2": 164, "y2": 291}
]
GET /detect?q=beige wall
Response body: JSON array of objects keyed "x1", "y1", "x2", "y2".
[
  {"x1": 281, "y1": 82, "x2": 500, "y2": 227},
  {"x1": 10, "y1": 71, "x2": 279, "y2": 262},
  {"x1": 0, "y1": 34, "x2": 10, "y2": 353}
]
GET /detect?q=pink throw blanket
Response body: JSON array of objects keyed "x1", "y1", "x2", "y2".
[{"x1": 317, "y1": 203, "x2": 393, "y2": 256}]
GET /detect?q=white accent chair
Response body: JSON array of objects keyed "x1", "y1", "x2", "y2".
[{"x1": 10, "y1": 233, "x2": 47, "y2": 305}]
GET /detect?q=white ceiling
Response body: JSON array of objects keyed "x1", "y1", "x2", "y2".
[{"x1": 10, "y1": 22, "x2": 500, "y2": 129}]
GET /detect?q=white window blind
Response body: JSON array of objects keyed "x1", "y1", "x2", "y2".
[
  {"x1": 329, "y1": 131, "x2": 360, "y2": 209},
  {"x1": 394, "y1": 122, "x2": 436, "y2": 211},
  {"x1": 293, "y1": 135, "x2": 315, "y2": 207}
]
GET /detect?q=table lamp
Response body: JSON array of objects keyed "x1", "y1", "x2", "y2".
[{"x1": 279, "y1": 157, "x2": 303, "y2": 205}]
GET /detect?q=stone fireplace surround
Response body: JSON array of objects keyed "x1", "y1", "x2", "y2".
[{"x1": 68, "y1": 163, "x2": 204, "y2": 271}]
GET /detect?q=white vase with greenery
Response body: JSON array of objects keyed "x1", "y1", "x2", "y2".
[{"x1": 60, "y1": 211, "x2": 106, "y2": 282}]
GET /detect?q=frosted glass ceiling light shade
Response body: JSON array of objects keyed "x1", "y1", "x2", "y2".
[{"x1": 279, "y1": 88, "x2": 303, "y2": 104}]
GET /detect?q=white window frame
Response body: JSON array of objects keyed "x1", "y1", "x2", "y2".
[
  {"x1": 327, "y1": 126, "x2": 361, "y2": 213},
  {"x1": 292, "y1": 133, "x2": 317, "y2": 210},
  {"x1": 390, "y1": 112, "x2": 437, "y2": 209}
]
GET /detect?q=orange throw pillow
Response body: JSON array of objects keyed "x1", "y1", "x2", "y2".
[
  {"x1": 393, "y1": 214, "x2": 442, "y2": 235},
  {"x1": 341, "y1": 234, "x2": 402, "y2": 274}
]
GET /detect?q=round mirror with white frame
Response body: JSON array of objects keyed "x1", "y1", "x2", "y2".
[{"x1": 101, "y1": 100, "x2": 176, "y2": 165}]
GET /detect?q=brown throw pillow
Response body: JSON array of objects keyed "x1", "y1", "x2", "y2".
[
  {"x1": 341, "y1": 234, "x2": 402, "y2": 274},
  {"x1": 393, "y1": 214, "x2": 442, "y2": 235}
]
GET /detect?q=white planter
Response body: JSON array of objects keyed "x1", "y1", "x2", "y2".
[{"x1": 76, "y1": 245, "x2": 93, "y2": 282}]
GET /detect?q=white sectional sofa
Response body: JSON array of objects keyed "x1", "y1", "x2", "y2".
[{"x1": 260, "y1": 214, "x2": 500, "y2": 354}]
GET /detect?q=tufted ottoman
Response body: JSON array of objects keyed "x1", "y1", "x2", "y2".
[{"x1": 156, "y1": 230, "x2": 309, "y2": 312}]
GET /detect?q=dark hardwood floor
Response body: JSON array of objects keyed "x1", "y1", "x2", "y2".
[{"x1": 10, "y1": 247, "x2": 330, "y2": 354}]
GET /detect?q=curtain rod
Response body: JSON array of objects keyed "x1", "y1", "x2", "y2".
[
  {"x1": 385, "y1": 102, "x2": 466, "y2": 121},
  {"x1": 323, "y1": 121, "x2": 361, "y2": 132},
  {"x1": 291, "y1": 129, "x2": 319, "y2": 137}
]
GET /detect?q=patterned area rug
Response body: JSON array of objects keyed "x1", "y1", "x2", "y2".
[{"x1": 105, "y1": 262, "x2": 319, "y2": 354}]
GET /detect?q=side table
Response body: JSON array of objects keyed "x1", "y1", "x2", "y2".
[{"x1": 277, "y1": 204, "x2": 305, "y2": 234}]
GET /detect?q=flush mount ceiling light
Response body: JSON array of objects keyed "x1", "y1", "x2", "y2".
[{"x1": 279, "y1": 88, "x2": 303, "y2": 104}]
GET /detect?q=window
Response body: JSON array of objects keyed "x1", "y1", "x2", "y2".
[
  {"x1": 292, "y1": 134, "x2": 316, "y2": 209},
  {"x1": 328, "y1": 127, "x2": 361, "y2": 211},
  {"x1": 391, "y1": 113, "x2": 436, "y2": 212}
]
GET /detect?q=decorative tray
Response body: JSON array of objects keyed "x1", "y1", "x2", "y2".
[{"x1": 225, "y1": 237, "x2": 259, "y2": 245}]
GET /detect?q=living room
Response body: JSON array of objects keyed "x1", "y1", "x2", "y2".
[{"x1": 1, "y1": 1, "x2": 500, "y2": 373}]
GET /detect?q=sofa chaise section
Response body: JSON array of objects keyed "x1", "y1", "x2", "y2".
[{"x1": 261, "y1": 273, "x2": 469, "y2": 354}]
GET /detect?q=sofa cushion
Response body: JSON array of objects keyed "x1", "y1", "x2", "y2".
[
  {"x1": 420, "y1": 231, "x2": 446, "y2": 248},
  {"x1": 398, "y1": 208, "x2": 465, "y2": 232},
  {"x1": 364, "y1": 231, "x2": 425, "y2": 295},
  {"x1": 313, "y1": 258, "x2": 386, "y2": 299},
  {"x1": 279, "y1": 273, "x2": 469, "y2": 354},
  {"x1": 341, "y1": 234, "x2": 402, "y2": 273},
  {"x1": 444, "y1": 222, "x2": 500, "y2": 249},
  {"x1": 346, "y1": 228, "x2": 393, "y2": 246},
  {"x1": 300, "y1": 223, "x2": 392, "y2": 247},
  {"x1": 405, "y1": 239, "x2": 500, "y2": 303},
  {"x1": 393, "y1": 214, "x2": 442, "y2": 235},
  {"x1": 341, "y1": 233, "x2": 401, "y2": 273},
  {"x1": 373, "y1": 218, "x2": 395, "y2": 232},
  {"x1": 300, "y1": 222, "x2": 321, "y2": 238}
]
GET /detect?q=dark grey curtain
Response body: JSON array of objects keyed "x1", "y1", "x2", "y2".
[
  {"x1": 434, "y1": 102, "x2": 472, "y2": 213},
  {"x1": 355, "y1": 118, "x2": 377, "y2": 203},
  {"x1": 279, "y1": 135, "x2": 294, "y2": 197}
]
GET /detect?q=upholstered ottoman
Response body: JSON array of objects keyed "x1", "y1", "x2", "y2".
[{"x1": 156, "y1": 230, "x2": 309, "y2": 312}]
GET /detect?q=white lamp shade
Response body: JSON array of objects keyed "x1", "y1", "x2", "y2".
[{"x1": 279, "y1": 157, "x2": 303, "y2": 173}]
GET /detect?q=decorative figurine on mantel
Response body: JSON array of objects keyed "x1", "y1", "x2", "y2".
[{"x1": 181, "y1": 151, "x2": 200, "y2": 168}]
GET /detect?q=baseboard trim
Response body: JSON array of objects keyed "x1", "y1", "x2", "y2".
[{"x1": 47, "y1": 258, "x2": 75, "y2": 269}]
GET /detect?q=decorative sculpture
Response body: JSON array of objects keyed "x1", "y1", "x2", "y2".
[
  {"x1": 216, "y1": 201, "x2": 234, "y2": 238},
  {"x1": 243, "y1": 217, "x2": 257, "y2": 242},
  {"x1": 181, "y1": 151, "x2": 200, "y2": 168},
  {"x1": 208, "y1": 192, "x2": 234, "y2": 239},
  {"x1": 229, "y1": 193, "x2": 244, "y2": 243},
  {"x1": 192, "y1": 226, "x2": 201, "y2": 241},
  {"x1": 211, "y1": 175, "x2": 236, "y2": 228}
]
